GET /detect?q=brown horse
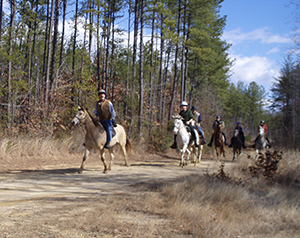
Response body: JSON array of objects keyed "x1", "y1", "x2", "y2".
[{"x1": 213, "y1": 121, "x2": 226, "y2": 158}]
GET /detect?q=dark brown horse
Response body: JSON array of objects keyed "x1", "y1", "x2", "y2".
[
  {"x1": 231, "y1": 129, "x2": 242, "y2": 161},
  {"x1": 213, "y1": 121, "x2": 226, "y2": 158}
]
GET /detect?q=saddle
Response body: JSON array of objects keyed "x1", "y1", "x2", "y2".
[
  {"x1": 100, "y1": 121, "x2": 116, "y2": 138},
  {"x1": 185, "y1": 126, "x2": 199, "y2": 145}
]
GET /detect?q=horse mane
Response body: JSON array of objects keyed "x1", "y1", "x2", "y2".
[
  {"x1": 214, "y1": 121, "x2": 223, "y2": 133},
  {"x1": 85, "y1": 108, "x2": 102, "y2": 128}
]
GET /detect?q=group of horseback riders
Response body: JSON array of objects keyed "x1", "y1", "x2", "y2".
[
  {"x1": 170, "y1": 101, "x2": 271, "y2": 150},
  {"x1": 93, "y1": 89, "x2": 271, "y2": 150}
]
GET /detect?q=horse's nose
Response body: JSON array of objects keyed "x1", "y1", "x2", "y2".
[{"x1": 71, "y1": 119, "x2": 77, "y2": 125}]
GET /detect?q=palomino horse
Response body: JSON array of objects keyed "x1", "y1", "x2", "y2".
[
  {"x1": 71, "y1": 106, "x2": 131, "y2": 173},
  {"x1": 172, "y1": 115, "x2": 203, "y2": 167},
  {"x1": 231, "y1": 129, "x2": 242, "y2": 161},
  {"x1": 213, "y1": 121, "x2": 226, "y2": 158},
  {"x1": 255, "y1": 126, "x2": 267, "y2": 153}
]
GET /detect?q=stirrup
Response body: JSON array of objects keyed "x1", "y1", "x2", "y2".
[{"x1": 104, "y1": 142, "x2": 110, "y2": 149}]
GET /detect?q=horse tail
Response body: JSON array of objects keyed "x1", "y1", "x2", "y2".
[{"x1": 125, "y1": 138, "x2": 132, "y2": 154}]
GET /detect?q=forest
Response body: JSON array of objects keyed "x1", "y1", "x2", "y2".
[{"x1": 0, "y1": 0, "x2": 298, "y2": 148}]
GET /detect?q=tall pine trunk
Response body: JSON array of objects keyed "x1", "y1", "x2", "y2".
[
  {"x1": 59, "y1": 0, "x2": 67, "y2": 72},
  {"x1": 45, "y1": 0, "x2": 55, "y2": 111},
  {"x1": 138, "y1": 0, "x2": 144, "y2": 139},
  {"x1": 50, "y1": 0, "x2": 60, "y2": 104},
  {"x1": 7, "y1": 0, "x2": 16, "y2": 127},
  {"x1": 168, "y1": 0, "x2": 182, "y2": 120}
]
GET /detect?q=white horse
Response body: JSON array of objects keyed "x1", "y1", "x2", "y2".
[
  {"x1": 255, "y1": 126, "x2": 267, "y2": 153},
  {"x1": 71, "y1": 106, "x2": 130, "y2": 173},
  {"x1": 172, "y1": 115, "x2": 203, "y2": 167}
]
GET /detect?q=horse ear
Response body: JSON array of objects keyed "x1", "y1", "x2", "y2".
[{"x1": 78, "y1": 106, "x2": 82, "y2": 110}]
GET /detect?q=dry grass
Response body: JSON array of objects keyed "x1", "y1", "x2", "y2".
[
  {"x1": 0, "y1": 135, "x2": 300, "y2": 237},
  {"x1": 138, "y1": 151, "x2": 300, "y2": 238}
]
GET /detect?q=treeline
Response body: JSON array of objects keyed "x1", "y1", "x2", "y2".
[{"x1": 0, "y1": 0, "x2": 273, "y2": 147}]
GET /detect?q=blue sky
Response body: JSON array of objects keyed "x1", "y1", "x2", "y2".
[{"x1": 220, "y1": 0, "x2": 294, "y2": 92}]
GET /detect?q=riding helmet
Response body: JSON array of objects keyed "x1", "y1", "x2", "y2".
[
  {"x1": 237, "y1": 122, "x2": 241, "y2": 125},
  {"x1": 191, "y1": 106, "x2": 197, "y2": 111},
  {"x1": 181, "y1": 101, "x2": 188, "y2": 106},
  {"x1": 216, "y1": 116, "x2": 221, "y2": 119},
  {"x1": 261, "y1": 120, "x2": 264, "y2": 123},
  {"x1": 98, "y1": 89, "x2": 106, "y2": 95}
]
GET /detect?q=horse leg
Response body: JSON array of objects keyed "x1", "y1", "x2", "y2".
[
  {"x1": 185, "y1": 148, "x2": 191, "y2": 166},
  {"x1": 108, "y1": 148, "x2": 115, "y2": 171},
  {"x1": 180, "y1": 145, "x2": 187, "y2": 167},
  {"x1": 120, "y1": 142, "x2": 130, "y2": 167},
  {"x1": 79, "y1": 147, "x2": 90, "y2": 174},
  {"x1": 215, "y1": 147, "x2": 219, "y2": 160},
  {"x1": 100, "y1": 149, "x2": 109, "y2": 173},
  {"x1": 197, "y1": 145, "x2": 203, "y2": 164}
]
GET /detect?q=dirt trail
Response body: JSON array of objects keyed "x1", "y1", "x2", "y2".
[
  {"x1": 0, "y1": 151, "x2": 227, "y2": 237},
  {"x1": 0, "y1": 159, "x2": 216, "y2": 204}
]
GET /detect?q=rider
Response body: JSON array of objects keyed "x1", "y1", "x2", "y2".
[
  {"x1": 228, "y1": 122, "x2": 247, "y2": 149},
  {"x1": 207, "y1": 116, "x2": 228, "y2": 147},
  {"x1": 255, "y1": 120, "x2": 271, "y2": 148},
  {"x1": 94, "y1": 89, "x2": 117, "y2": 149},
  {"x1": 191, "y1": 106, "x2": 207, "y2": 144},
  {"x1": 170, "y1": 101, "x2": 199, "y2": 149}
]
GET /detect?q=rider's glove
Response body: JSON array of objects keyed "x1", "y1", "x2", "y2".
[{"x1": 112, "y1": 119, "x2": 117, "y2": 127}]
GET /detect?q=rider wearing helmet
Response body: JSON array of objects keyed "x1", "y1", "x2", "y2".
[
  {"x1": 228, "y1": 122, "x2": 247, "y2": 149},
  {"x1": 207, "y1": 116, "x2": 228, "y2": 147},
  {"x1": 191, "y1": 106, "x2": 207, "y2": 144},
  {"x1": 170, "y1": 101, "x2": 199, "y2": 149},
  {"x1": 94, "y1": 89, "x2": 117, "y2": 149},
  {"x1": 255, "y1": 120, "x2": 271, "y2": 148}
]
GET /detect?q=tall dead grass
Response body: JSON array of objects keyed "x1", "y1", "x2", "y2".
[
  {"x1": 139, "y1": 151, "x2": 300, "y2": 237},
  {"x1": 0, "y1": 129, "x2": 85, "y2": 171}
]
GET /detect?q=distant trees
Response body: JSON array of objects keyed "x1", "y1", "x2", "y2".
[
  {"x1": 0, "y1": 0, "x2": 268, "y2": 147},
  {"x1": 270, "y1": 57, "x2": 300, "y2": 148}
]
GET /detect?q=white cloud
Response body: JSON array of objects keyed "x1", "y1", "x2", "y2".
[
  {"x1": 229, "y1": 54, "x2": 279, "y2": 91},
  {"x1": 223, "y1": 27, "x2": 291, "y2": 45},
  {"x1": 267, "y1": 47, "x2": 280, "y2": 54}
]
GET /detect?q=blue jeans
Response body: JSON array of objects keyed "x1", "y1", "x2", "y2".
[
  {"x1": 196, "y1": 125, "x2": 205, "y2": 139},
  {"x1": 100, "y1": 119, "x2": 112, "y2": 143}
]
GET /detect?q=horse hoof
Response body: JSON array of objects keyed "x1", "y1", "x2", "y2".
[{"x1": 78, "y1": 170, "x2": 83, "y2": 174}]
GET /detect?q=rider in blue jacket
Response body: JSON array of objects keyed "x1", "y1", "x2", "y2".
[
  {"x1": 228, "y1": 122, "x2": 247, "y2": 149},
  {"x1": 207, "y1": 116, "x2": 228, "y2": 147}
]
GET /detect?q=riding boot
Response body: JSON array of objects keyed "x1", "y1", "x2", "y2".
[
  {"x1": 266, "y1": 137, "x2": 271, "y2": 148},
  {"x1": 207, "y1": 135, "x2": 214, "y2": 147},
  {"x1": 170, "y1": 134, "x2": 178, "y2": 149},
  {"x1": 104, "y1": 141, "x2": 110, "y2": 149},
  {"x1": 201, "y1": 136, "x2": 207, "y2": 144}
]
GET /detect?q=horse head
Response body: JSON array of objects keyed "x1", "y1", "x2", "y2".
[
  {"x1": 172, "y1": 115, "x2": 184, "y2": 134},
  {"x1": 258, "y1": 126, "x2": 265, "y2": 137},
  {"x1": 234, "y1": 129, "x2": 239, "y2": 137},
  {"x1": 71, "y1": 106, "x2": 87, "y2": 125},
  {"x1": 215, "y1": 121, "x2": 223, "y2": 133}
]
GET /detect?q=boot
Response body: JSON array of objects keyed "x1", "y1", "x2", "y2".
[
  {"x1": 170, "y1": 142, "x2": 177, "y2": 149},
  {"x1": 207, "y1": 135, "x2": 213, "y2": 147},
  {"x1": 243, "y1": 144, "x2": 247, "y2": 149},
  {"x1": 170, "y1": 135, "x2": 178, "y2": 149},
  {"x1": 104, "y1": 141, "x2": 110, "y2": 149}
]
